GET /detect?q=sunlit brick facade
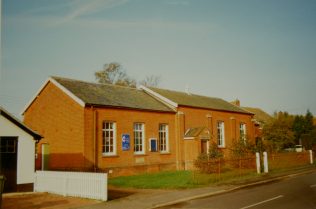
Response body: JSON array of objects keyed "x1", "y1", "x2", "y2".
[{"x1": 23, "y1": 77, "x2": 255, "y2": 175}]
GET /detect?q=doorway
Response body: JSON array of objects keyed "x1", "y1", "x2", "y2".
[
  {"x1": 0, "y1": 137, "x2": 18, "y2": 192},
  {"x1": 201, "y1": 140, "x2": 208, "y2": 154}
]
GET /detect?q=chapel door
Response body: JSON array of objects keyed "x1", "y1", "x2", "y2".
[{"x1": 201, "y1": 140, "x2": 208, "y2": 154}]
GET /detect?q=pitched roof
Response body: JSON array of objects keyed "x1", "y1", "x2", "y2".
[
  {"x1": 242, "y1": 107, "x2": 272, "y2": 124},
  {"x1": 0, "y1": 106, "x2": 42, "y2": 140},
  {"x1": 184, "y1": 127, "x2": 210, "y2": 140},
  {"x1": 146, "y1": 87, "x2": 252, "y2": 114},
  {"x1": 51, "y1": 77, "x2": 174, "y2": 113}
]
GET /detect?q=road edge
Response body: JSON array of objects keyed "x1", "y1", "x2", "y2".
[{"x1": 149, "y1": 168, "x2": 316, "y2": 209}]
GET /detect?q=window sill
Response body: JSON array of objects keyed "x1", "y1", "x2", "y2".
[
  {"x1": 134, "y1": 153, "x2": 147, "y2": 156},
  {"x1": 102, "y1": 154, "x2": 119, "y2": 158}
]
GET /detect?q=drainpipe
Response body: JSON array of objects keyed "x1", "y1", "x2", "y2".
[
  {"x1": 176, "y1": 111, "x2": 185, "y2": 170},
  {"x1": 230, "y1": 117, "x2": 236, "y2": 141},
  {"x1": 92, "y1": 106, "x2": 98, "y2": 172},
  {"x1": 206, "y1": 114, "x2": 212, "y2": 153}
]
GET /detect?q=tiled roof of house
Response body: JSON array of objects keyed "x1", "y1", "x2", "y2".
[
  {"x1": 242, "y1": 107, "x2": 272, "y2": 124},
  {"x1": 148, "y1": 87, "x2": 252, "y2": 114},
  {"x1": 52, "y1": 77, "x2": 175, "y2": 112}
]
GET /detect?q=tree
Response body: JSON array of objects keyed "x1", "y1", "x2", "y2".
[
  {"x1": 292, "y1": 115, "x2": 305, "y2": 144},
  {"x1": 293, "y1": 110, "x2": 315, "y2": 146},
  {"x1": 262, "y1": 111, "x2": 295, "y2": 152},
  {"x1": 139, "y1": 75, "x2": 161, "y2": 87},
  {"x1": 305, "y1": 110, "x2": 314, "y2": 133},
  {"x1": 95, "y1": 63, "x2": 136, "y2": 87},
  {"x1": 95, "y1": 63, "x2": 161, "y2": 88}
]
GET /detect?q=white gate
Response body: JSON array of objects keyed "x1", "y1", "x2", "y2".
[{"x1": 34, "y1": 171, "x2": 107, "y2": 201}]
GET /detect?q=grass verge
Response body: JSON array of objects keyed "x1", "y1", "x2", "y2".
[
  {"x1": 109, "y1": 170, "x2": 260, "y2": 189},
  {"x1": 109, "y1": 171, "x2": 196, "y2": 189},
  {"x1": 109, "y1": 164, "x2": 316, "y2": 189}
]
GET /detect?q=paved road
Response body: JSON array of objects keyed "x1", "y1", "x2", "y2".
[{"x1": 158, "y1": 172, "x2": 316, "y2": 209}]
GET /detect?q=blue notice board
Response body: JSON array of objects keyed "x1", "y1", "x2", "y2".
[
  {"x1": 150, "y1": 138, "x2": 157, "y2": 152},
  {"x1": 122, "y1": 134, "x2": 130, "y2": 151}
]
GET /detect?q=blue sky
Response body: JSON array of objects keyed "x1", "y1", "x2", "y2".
[{"x1": 1, "y1": 0, "x2": 316, "y2": 117}]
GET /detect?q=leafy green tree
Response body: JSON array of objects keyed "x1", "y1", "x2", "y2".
[
  {"x1": 300, "y1": 110, "x2": 316, "y2": 149},
  {"x1": 293, "y1": 115, "x2": 305, "y2": 144},
  {"x1": 305, "y1": 110, "x2": 314, "y2": 132},
  {"x1": 262, "y1": 111, "x2": 295, "y2": 152},
  {"x1": 293, "y1": 110, "x2": 315, "y2": 146}
]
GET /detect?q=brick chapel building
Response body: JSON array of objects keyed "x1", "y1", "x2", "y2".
[{"x1": 23, "y1": 77, "x2": 255, "y2": 176}]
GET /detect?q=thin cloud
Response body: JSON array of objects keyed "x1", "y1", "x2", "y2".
[
  {"x1": 7, "y1": 14, "x2": 212, "y2": 32},
  {"x1": 18, "y1": 0, "x2": 130, "y2": 25},
  {"x1": 64, "y1": 0, "x2": 129, "y2": 21}
]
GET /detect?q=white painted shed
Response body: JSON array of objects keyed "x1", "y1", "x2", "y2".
[{"x1": 0, "y1": 106, "x2": 42, "y2": 192}]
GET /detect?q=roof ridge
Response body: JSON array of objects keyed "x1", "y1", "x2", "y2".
[
  {"x1": 150, "y1": 86, "x2": 222, "y2": 100},
  {"x1": 51, "y1": 76, "x2": 139, "y2": 91},
  {"x1": 149, "y1": 87, "x2": 252, "y2": 115}
]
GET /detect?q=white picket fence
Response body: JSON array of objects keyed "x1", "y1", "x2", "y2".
[{"x1": 34, "y1": 171, "x2": 107, "y2": 201}]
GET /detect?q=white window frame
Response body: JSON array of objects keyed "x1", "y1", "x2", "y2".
[
  {"x1": 217, "y1": 121, "x2": 225, "y2": 148},
  {"x1": 134, "y1": 123, "x2": 145, "y2": 154},
  {"x1": 102, "y1": 121, "x2": 117, "y2": 156},
  {"x1": 159, "y1": 124, "x2": 169, "y2": 153},
  {"x1": 240, "y1": 123, "x2": 247, "y2": 142}
]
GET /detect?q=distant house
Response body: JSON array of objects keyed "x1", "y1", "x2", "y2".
[
  {"x1": 23, "y1": 77, "x2": 256, "y2": 175},
  {"x1": 0, "y1": 106, "x2": 42, "y2": 192},
  {"x1": 231, "y1": 99, "x2": 272, "y2": 139}
]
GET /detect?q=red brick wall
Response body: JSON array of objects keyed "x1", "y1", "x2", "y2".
[
  {"x1": 23, "y1": 79, "x2": 256, "y2": 174},
  {"x1": 84, "y1": 107, "x2": 177, "y2": 176},
  {"x1": 178, "y1": 106, "x2": 255, "y2": 167},
  {"x1": 23, "y1": 81, "x2": 85, "y2": 170}
]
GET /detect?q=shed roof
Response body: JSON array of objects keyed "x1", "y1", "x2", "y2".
[
  {"x1": 0, "y1": 106, "x2": 42, "y2": 140},
  {"x1": 52, "y1": 77, "x2": 174, "y2": 113},
  {"x1": 148, "y1": 87, "x2": 252, "y2": 114}
]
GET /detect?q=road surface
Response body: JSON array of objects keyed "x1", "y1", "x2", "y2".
[{"x1": 158, "y1": 171, "x2": 316, "y2": 209}]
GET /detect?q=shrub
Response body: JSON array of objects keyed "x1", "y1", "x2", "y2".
[{"x1": 194, "y1": 142, "x2": 223, "y2": 174}]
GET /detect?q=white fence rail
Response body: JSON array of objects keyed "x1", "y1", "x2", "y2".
[{"x1": 34, "y1": 171, "x2": 107, "y2": 201}]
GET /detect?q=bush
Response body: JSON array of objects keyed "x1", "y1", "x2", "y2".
[
  {"x1": 228, "y1": 138, "x2": 258, "y2": 169},
  {"x1": 194, "y1": 142, "x2": 223, "y2": 174},
  {"x1": 229, "y1": 138, "x2": 256, "y2": 158}
]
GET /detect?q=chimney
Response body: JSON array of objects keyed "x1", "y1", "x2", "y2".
[
  {"x1": 185, "y1": 85, "x2": 191, "y2": 95},
  {"x1": 231, "y1": 99, "x2": 240, "y2": 107}
]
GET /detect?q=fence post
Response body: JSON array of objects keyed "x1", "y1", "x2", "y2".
[
  {"x1": 256, "y1": 152, "x2": 261, "y2": 174},
  {"x1": 263, "y1": 151, "x2": 269, "y2": 173},
  {"x1": 309, "y1": 150, "x2": 314, "y2": 164}
]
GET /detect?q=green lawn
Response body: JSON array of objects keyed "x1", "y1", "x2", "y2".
[
  {"x1": 108, "y1": 170, "x2": 258, "y2": 189},
  {"x1": 109, "y1": 171, "x2": 197, "y2": 189},
  {"x1": 108, "y1": 164, "x2": 316, "y2": 189}
]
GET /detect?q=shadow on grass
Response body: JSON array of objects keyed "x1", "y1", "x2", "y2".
[{"x1": 108, "y1": 188, "x2": 136, "y2": 200}]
